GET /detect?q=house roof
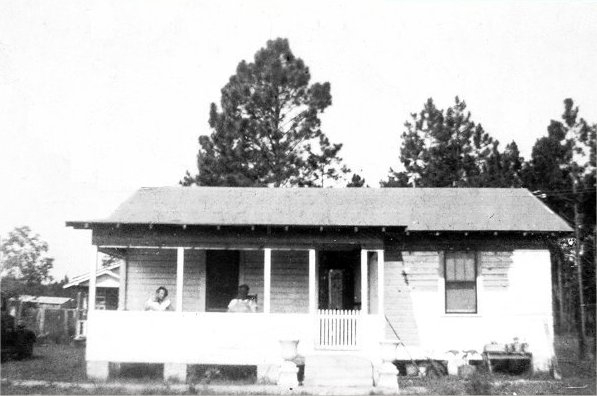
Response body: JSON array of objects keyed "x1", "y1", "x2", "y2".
[
  {"x1": 63, "y1": 263, "x2": 120, "y2": 289},
  {"x1": 11, "y1": 295, "x2": 73, "y2": 305},
  {"x1": 66, "y1": 187, "x2": 572, "y2": 232}
]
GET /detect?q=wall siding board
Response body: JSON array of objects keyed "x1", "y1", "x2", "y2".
[
  {"x1": 125, "y1": 249, "x2": 205, "y2": 312},
  {"x1": 241, "y1": 250, "x2": 264, "y2": 313},
  {"x1": 480, "y1": 251, "x2": 512, "y2": 289},
  {"x1": 126, "y1": 249, "x2": 177, "y2": 311},
  {"x1": 270, "y1": 251, "x2": 309, "y2": 313},
  {"x1": 401, "y1": 252, "x2": 440, "y2": 291},
  {"x1": 384, "y1": 254, "x2": 421, "y2": 344},
  {"x1": 238, "y1": 250, "x2": 309, "y2": 314}
]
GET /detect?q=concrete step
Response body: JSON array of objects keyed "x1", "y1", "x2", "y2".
[{"x1": 303, "y1": 354, "x2": 374, "y2": 387}]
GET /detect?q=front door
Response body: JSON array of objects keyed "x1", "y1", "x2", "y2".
[
  {"x1": 205, "y1": 250, "x2": 240, "y2": 312},
  {"x1": 318, "y1": 250, "x2": 358, "y2": 310},
  {"x1": 328, "y1": 269, "x2": 346, "y2": 310}
]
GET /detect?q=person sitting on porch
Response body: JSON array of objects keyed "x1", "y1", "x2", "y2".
[
  {"x1": 144, "y1": 286, "x2": 171, "y2": 311},
  {"x1": 227, "y1": 284, "x2": 257, "y2": 313}
]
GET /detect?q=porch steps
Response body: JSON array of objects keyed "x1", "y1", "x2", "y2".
[{"x1": 303, "y1": 354, "x2": 374, "y2": 387}]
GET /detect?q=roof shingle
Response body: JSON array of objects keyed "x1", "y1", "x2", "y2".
[{"x1": 67, "y1": 187, "x2": 571, "y2": 232}]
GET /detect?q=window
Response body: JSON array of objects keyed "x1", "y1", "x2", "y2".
[
  {"x1": 444, "y1": 252, "x2": 477, "y2": 313},
  {"x1": 95, "y1": 295, "x2": 107, "y2": 310}
]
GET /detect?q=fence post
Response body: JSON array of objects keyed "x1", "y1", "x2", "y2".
[
  {"x1": 39, "y1": 308, "x2": 46, "y2": 335},
  {"x1": 64, "y1": 310, "x2": 69, "y2": 342}
]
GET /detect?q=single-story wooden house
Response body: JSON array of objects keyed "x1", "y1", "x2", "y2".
[
  {"x1": 63, "y1": 263, "x2": 120, "y2": 340},
  {"x1": 64, "y1": 263, "x2": 120, "y2": 311},
  {"x1": 66, "y1": 187, "x2": 570, "y2": 386}
]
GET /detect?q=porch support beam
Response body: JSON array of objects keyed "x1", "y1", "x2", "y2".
[
  {"x1": 309, "y1": 249, "x2": 316, "y2": 314},
  {"x1": 176, "y1": 247, "x2": 184, "y2": 312},
  {"x1": 361, "y1": 249, "x2": 368, "y2": 314},
  {"x1": 264, "y1": 248, "x2": 271, "y2": 313},
  {"x1": 89, "y1": 245, "x2": 99, "y2": 312},
  {"x1": 118, "y1": 256, "x2": 127, "y2": 310},
  {"x1": 377, "y1": 249, "x2": 385, "y2": 318}
]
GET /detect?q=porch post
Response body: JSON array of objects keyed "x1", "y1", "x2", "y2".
[
  {"x1": 361, "y1": 249, "x2": 368, "y2": 314},
  {"x1": 88, "y1": 245, "x2": 99, "y2": 312},
  {"x1": 264, "y1": 248, "x2": 271, "y2": 313},
  {"x1": 86, "y1": 245, "x2": 110, "y2": 381},
  {"x1": 309, "y1": 249, "x2": 316, "y2": 314},
  {"x1": 118, "y1": 256, "x2": 127, "y2": 310},
  {"x1": 176, "y1": 247, "x2": 184, "y2": 312},
  {"x1": 377, "y1": 249, "x2": 385, "y2": 318}
]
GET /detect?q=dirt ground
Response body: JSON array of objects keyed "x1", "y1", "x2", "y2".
[{"x1": 1, "y1": 335, "x2": 595, "y2": 395}]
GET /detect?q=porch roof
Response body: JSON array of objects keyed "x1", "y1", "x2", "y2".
[{"x1": 66, "y1": 187, "x2": 571, "y2": 232}]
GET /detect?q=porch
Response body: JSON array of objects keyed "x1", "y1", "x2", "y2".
[
  {"x1": 85, "y1": 310, "x2": 385, "y2": 365},
  {"x1": 85, "y1": 244, "x2": 389, "y2": 382}
]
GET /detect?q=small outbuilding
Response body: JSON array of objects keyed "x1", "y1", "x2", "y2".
[{"x1": 63, "y1": 263, "x2": 120, "y2": 311}]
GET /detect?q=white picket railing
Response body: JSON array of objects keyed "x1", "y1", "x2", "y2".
[{"x1": 317, "y1": 309, "x2": 360, "y2": 350}]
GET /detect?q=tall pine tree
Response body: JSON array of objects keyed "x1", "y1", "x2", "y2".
[
  {"x1": 522, "y1": 98, "x2": 596, "y2": 342},
  {"x1": 182, "y1": 38, "x2": 349, "y2": 187},
  {"x1": 383, "y1": 97, "x2": 522, "y2": 188}
]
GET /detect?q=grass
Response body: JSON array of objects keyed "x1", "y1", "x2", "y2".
[
  {"x1": 1, "y1": 343, "x2": 87, "y2": 383},
  {"x1": 395, "y1": 334, "x2": 596, "y2": 395},
  {"x1": 1, "y1": 335, "x2": 595, "y2": 395},
  {"x1": 398, "y1": 373, "x2": 596, "y2": 395}
]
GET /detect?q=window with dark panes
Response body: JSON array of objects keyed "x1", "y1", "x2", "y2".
[{"x1": 444, "y1": 252, "x2": 477, "y2": 313}]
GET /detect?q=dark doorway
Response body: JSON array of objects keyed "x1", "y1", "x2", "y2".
[
  {"x1": 318, "y1": 250, "x2": 360, "y2": 310},
  {"x1": 206, "y1": 250, "x2": 240, "y2": 312}
]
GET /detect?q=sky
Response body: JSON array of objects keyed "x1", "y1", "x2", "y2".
[{"x1": 1, "y1": 0, "x2": 596, "y2": 280}]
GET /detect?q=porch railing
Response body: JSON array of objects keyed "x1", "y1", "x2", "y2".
[{"x1": 317, "y1": 309, "x2": 360, "y2": 350}]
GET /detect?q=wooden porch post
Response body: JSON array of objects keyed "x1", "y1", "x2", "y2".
[
  {"x1": 309, "y1": 249, "x2": 317, "y2": 314},
  {"x1": 377, "y1": 249, "x2": 385, "y2": 318},
  {"x1": 361, "y1": 249, "x2": 368, "y2": 314},
  {"x1": 88, "y1": 245, "x2": 99, "y2": 312},
  {"x1": 176, "y1": 248, "x2": 184, "y2": 312},
  {"x1": 118, "y1": 256, "x2": 127, "y2": 310},
  {"x1": 264, "y1": 248, "x2": 271, "y2": 313}
]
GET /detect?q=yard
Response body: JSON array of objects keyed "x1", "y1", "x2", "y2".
[{"x1": 1, "y1": 336, "x2": 595, "y2": 395}]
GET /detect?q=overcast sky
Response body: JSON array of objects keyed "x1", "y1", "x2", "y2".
[{"x1": 1, "y1": 0, "x2": 596, "y2": 279}]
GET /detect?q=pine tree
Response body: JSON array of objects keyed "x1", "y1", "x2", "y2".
[
  {"x1": 346, "y1": 173, "x2": 366, "y2": 187},
  {"x1": 522, "y1": 99, "x2": 596, "y2": 346},
  {"x1": 182, "y1": 38, "x2": 349, "y2": 187},
  {"x1": 382, "y1": 97, "x2": 522, "y2": 188}
]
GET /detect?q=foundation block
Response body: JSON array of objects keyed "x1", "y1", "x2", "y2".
[
  {"x1": 164, "y1": 363, "x2": 187, "y2": 383},
  {"x1": 86, "y1": 361, "x2": 109, "y2": 381}
]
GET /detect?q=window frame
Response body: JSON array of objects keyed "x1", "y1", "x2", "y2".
[{"x1": 444, "y1": 251, "x2": 478, "y2": 314}]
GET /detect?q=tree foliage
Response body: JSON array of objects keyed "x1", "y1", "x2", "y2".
[
  {"x1": 383, "y1": 97, "x2": 595, "y2": 336},
  {"x1": 522, "y1": 99, "x2": 596, "y2": 333},
  {"x1": 1, "y1": 226, "x2": 54, "y2": 285},
  {"x1": 383, "y1": 97, "x2": 522, "y2": 188},
  {"x1": 346, "y1": 173, "x2": 366, "y2": 187},
  {"x1": 182, "y1": 38, "x2": 349, "y2": 187}
]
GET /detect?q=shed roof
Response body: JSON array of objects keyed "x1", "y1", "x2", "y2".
[
  {"x1": 66, "y1": 187, "x2": 571, "y2": 232},
  {"x1": 63, "y1": 263, "x2": 120, "y2": 289},
  {"x1": 11, "y1": 295, "x2": 73, "y2": 305}
]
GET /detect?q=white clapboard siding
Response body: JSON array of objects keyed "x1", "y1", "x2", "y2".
[
  {"x1": 317, "y1": 309, "x2": 359, "y2": 350},
  {"x1": 383, "y1": 253, "x2": 422, "y2": 344},
  {"x1": 401, "y1": 251, "x2": 440, "y2": 290},
  {"x1": 241, "y1": 250, "x2": 309, "y2": 314},
  {"x1": 126, "y1": 249, "x2": 204, "y2": 312},
  {"x1": 271, "y1": 250, "x2": 309, "y2": 313},
  {"x1": 480, "y1": 251, "x2": 512, "y2": 289},
  {"x1": 240, "y1": 251, "x2": 265, "y2": 313},
  {"x1": 183, "y1": 249, "x2": 205, "y2": 312},
  {"x1": 127, "y1": 249, "x2": 177, "y2": 311}
]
